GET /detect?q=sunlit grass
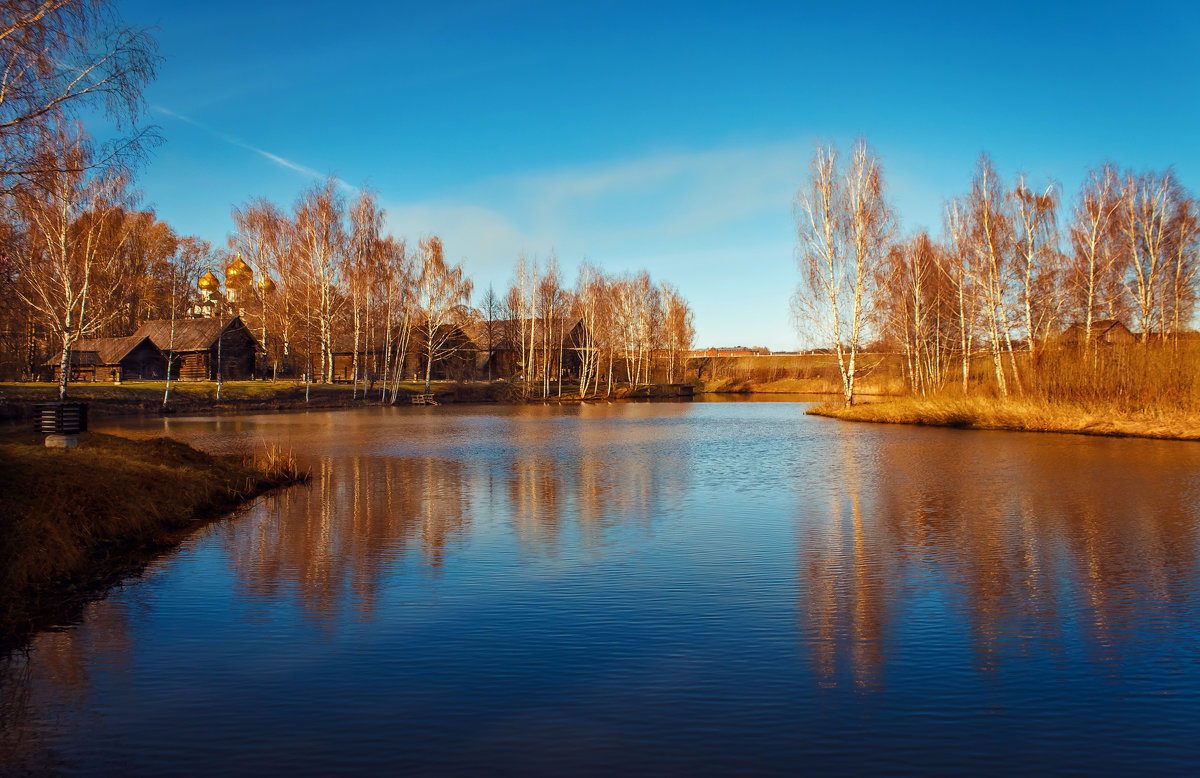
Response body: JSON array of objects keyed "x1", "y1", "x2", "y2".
[
  {"x1": 0, "y1": 379, "x2": 355, "y2": 400},
  {"x1": 808, "y1": 395, "x2": 1200, "y2": 441},
  {"x1": 692, "y1": 353, "x2": 907, "y2": 397},
  {"x1": 0, "y1": 380, "x2": 483, "y2": 417},
  {"x1": 0, "y1": 379, "x2": 500, "y2": 400}
]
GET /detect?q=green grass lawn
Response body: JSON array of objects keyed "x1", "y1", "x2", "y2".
[
  {"x1": 0, "y1": 380, "x2": 516, "y2": 419},
  {"x1": 2, "y1": 379, "x2": 349, "y2": 400}
]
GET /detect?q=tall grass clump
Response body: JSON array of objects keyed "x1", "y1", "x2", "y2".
[{"x1": 252, "y1": 444, "x2": 307, "y2": 483}]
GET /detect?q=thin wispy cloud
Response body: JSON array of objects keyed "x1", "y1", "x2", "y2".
[
  {"x1": 453, "y1": 138, "x2": 950, "y2": 251},
  {"x1": 383, "y1": 202, "x2": 546, "y2": 278},
  {"x1": 480, "y1": 140, "x2": 808, "y2": 246},
  {"x1": 384, "y1": 139, "x2": 808, "y2": 268},
  {"x1": 153, "y1": 105, "x2": 356, "y2": 192}
]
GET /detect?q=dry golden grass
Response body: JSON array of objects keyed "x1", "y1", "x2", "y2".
[
  {"x1": 1028, "y1": 342, "x2": 1200, "y2": 414},
  {"x1": 692, "y1": 352, "x2": 908, "y2": 397},
  {"x1": 799, "y1": 343, "x2": 1200, "y2": 441},
  {"x1": 808, "y1": 396, "x2": 1200, "y2": 441},
  {"x1": 698, "y1": 374, "x2": 905, "y2": 396},
  {"x1": 0, "y1": 431, "x2": 309, "y2": 645}
]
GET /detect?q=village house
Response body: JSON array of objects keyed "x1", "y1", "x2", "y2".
[
  {"x1": 466, "y1": 318, "x2": 587, "y2": 381},
  {"x1": 1058, "y1": 319, "x2": 1136, "y2": 345},
  {"x1": 330, "y1": 325, "x2": 479, "y2": 384},
  {"x1": 330, "y1": 336, "x2": 388, "y2": 384},
  {"x1": 132, "y1": 316, "x2": 262, "y2": 380},
  {"x1": 44, "y1": 335, "x2": 165, "y2": 383}
]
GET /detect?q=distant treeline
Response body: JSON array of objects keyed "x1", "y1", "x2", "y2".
[{"x1": 0, "y1": 168, "x2": 697, "y2": 398}]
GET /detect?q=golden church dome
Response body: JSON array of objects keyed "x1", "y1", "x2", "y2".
[
  {"x1": 198, "y1": 270, "x2": 221, "y2": 292},
  {"x1": 257, "y1": 275, "x2": 277, "y2": 295},
  {"x1": 226, "y1": 254, "x2": 253, "y2": 285}
]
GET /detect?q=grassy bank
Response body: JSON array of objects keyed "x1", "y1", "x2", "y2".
[
  {"x1": 0, "y1": 380, "x2": 521, "y2": 421},
  {"x1": 807, "y1": 396, "x2": 1200, "y2": 441},
  {"x1": 0, "y1": 380, "x2": 718, "y2": 419},
  {"x1": 0, "y1": 430, "x2": 309, "y2": 648}
]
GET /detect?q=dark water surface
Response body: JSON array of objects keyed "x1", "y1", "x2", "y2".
[{"x1": 3, "y1": 402, "x2": 1200, "y2": 775}]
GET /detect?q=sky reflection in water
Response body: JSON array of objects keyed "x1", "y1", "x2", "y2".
[{"x1": 3, "y1": 403, "x2": 1200, "y2": 775}]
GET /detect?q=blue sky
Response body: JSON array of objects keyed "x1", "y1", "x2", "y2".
[{"x1": 116, "y1": 0, "x2": 1199, "y2": 350}]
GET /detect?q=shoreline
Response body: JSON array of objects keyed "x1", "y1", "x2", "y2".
[
  {"x1": 0, "y1": 431, "x2": 309, "y2": 650},
  {"x1": 0, "y1": 381, "x2": 450, "y2": 422},
  {"x1": 13, "y1": 380, "x2": 1194, "y2": 441},
  {"x1": 0, "y1": 380, "x2": 764, "y2": 423},
  {"x1": 806, "y1": 396, "x2": 1200, "y2": 442}
]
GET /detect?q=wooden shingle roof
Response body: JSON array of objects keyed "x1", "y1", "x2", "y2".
[
  {"x1": 1059, "y1": 319, "x2": 1131, "y2": 341},
  {"x1": 131, "y1": 317, "x2": 253, "y2": 352},
  {"x1": 463, "y1": 318, "x2": 582, "y2": 350},
  {"x1": 42, "y1": 335, "x2": 155, "y2": 366}
]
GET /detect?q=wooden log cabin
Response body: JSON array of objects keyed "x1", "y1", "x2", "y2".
[
  {"x1": 132, "y1": 316, "x2": 262, "y2": 381},
  {"x1": 407, "y1": 323, "x2": 479, "y2": 381},
  {"x1": 330, "y1": 337, "x2": 388, "y2": 384},
  {"x1": 44, "y1": 335, "x2": 166, "y2": 382},
  {"x1": 464, "y1": 318, "x2": 587, "y2": 381},
  {"x1": 1058, "y1": 319, "x2": 1137, "y2": 345}
]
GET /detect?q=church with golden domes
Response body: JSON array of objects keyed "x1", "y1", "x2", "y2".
[{"x1": 192, "y1": 254, "x2": 259, "y2": 318}]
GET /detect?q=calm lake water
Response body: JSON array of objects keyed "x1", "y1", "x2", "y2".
[{"x1": 3, "y1": 400, "x2": 1200, "y2": 775}]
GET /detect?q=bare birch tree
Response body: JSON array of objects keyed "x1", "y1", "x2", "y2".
[
  {"x1": 8, "y1": 123, "x2": 132, "y2": 398},
  {"x1": 348, "y1": 187, "x2": 383, "y2": 397},
  {"x1": 230, "y1": 196, "x2": 285, "y2": 375},
  {"x1": 1068, "y1": 165, "x2": 1122, "y2": 343},
  {"x1": 1118, "y1": 170, "x2": 1175, "y2": 342},
  {"x1": 944, "y1": 200, "x2": 979, "y2": 394},
  {"x1": 536, "y1": 255, "x2": 564, "y2": 398},
  {"x1": 659, "y1": 281, "x2": 693, "y2": 384},
  {"x1": 1167, "y1": 195, "x2": 1199, "y2": 343},
  {"x1": 509, "y1": 253, "x2": 536, "y2": 394},
  {"x1": 414, "y1": 236, "x2": 472, "y2": 393},
  {"x1": 292, "y1": 176, "x2": 345, "y2": 382},
  {"x1": 573, "y1": 262, "x2": 604, "y2": 396},
  {"x1": 379, "y1": 236, "x2": 414, "y2": 403},
  {"x1": 793, "y1": 140, "x2": 893, "y2": 407},
  {"x1": 0, "y1": 0, "x2": 159, "y2": 189},
  {"x1": 963, "y1": 155, "x2": 1021, "y2": 396},
  {"x1": 1012, "y1": 175, "x2": 1060, "y2": 361},
  {"x1": 876, "y1": 231, "x2": 952, "y2": 395}
]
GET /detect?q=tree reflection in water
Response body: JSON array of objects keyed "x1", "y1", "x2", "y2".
[
  {"x1": 797, "y1": 426, "x2": 1200, "y2": 690},
  {"x1": 211, "y1": 405, "x2": 692, "y2": 625}
]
